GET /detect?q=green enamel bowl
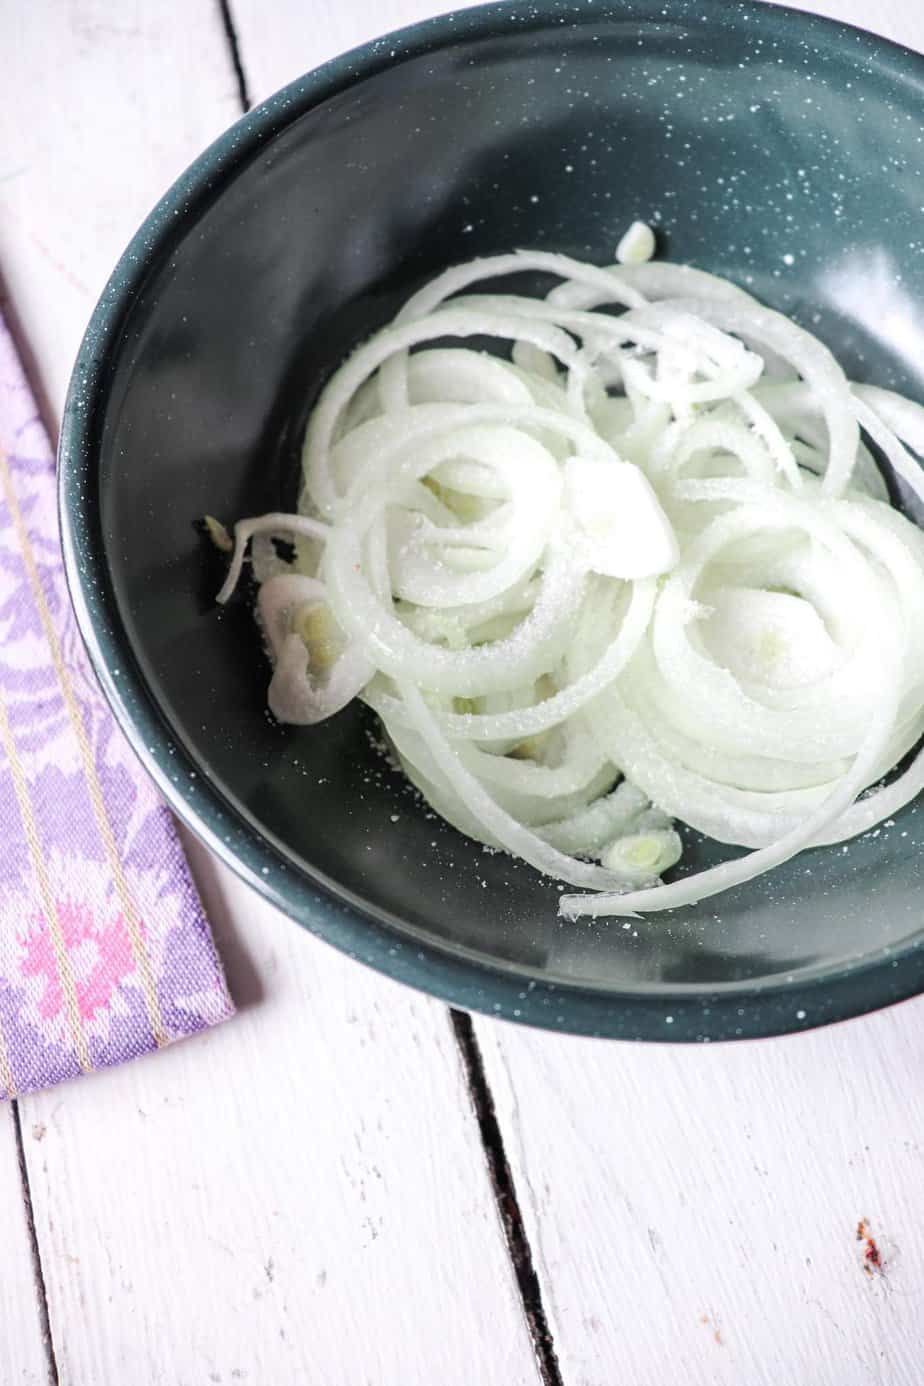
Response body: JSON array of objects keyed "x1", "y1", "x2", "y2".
[{"x1": 60, "y1": 0, "x2": 924, "y2": 1040}]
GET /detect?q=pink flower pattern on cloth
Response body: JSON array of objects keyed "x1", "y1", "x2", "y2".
[{"x1": 0, "y1": 312, "x2": 234, "y2": 1095}]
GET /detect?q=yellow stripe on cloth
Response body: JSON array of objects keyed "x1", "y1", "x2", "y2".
[
  {"x1": 0, "y1": 446, "x2": 168, "y2": 1050},
  {"x1": 0, "y1": 682, "x2": 91, "y2": 1073}
]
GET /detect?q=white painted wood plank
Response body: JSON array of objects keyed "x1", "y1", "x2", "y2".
[
  {"x1": 4, "y1": 4, "x2": 538, "y2": 1382},
  {"x1": 20, "y1": 842, "x2": 538, "y2": 1386},
  {"x1": 479, "y1": 1001, "x2": 924, "y2": 1386},
  {"x1": 0, "y1": 0, "x2": 242, "y2": 420},
  {"x1": 231, "y1": 0, "x2": 487, "y2": 101},
  {"x1": 0, "y1": 1107, "x2": 52, "y2": 1385}
]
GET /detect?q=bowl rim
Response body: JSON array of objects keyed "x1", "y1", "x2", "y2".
[{"x1": 58, "y1": 0, "x2": 924, "y2": 1042}]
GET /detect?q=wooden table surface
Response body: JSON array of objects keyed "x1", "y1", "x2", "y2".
[{"x1": 2, "y1": 1, "x2": 922, "y2": 1382}]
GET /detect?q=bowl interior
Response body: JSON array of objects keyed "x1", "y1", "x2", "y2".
[{"x1": 93, "y1": 2, "x2": 924, "y2": 1003}]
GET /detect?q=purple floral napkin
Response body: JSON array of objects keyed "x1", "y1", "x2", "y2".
[{"x1": 0, "y1": 313, "x2": 234, "y2": 1096}]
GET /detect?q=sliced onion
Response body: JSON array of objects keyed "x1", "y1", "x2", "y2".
[{"x1": 215, "y1": 246, "x2": 924, "y2": 922}]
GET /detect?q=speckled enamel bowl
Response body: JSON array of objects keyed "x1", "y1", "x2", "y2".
[{"x1": 60, "y1": 0, "x2": 924, "y2": 1039}]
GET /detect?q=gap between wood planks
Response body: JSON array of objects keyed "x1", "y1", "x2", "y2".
[
  {"x1": 217, "y1": 0, "x2": 253, "y2": 110},
  {"x1": 12, "y1": 1103, "x2": 59, "y2": 1385},
  {"x1": 450, "y1": 1012, "x2": 564, "y2": 1386}
]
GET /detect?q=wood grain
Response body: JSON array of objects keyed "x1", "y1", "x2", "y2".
[{"x1": 0, "y1": 1107, "x2": 52, "y2": 1384}]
